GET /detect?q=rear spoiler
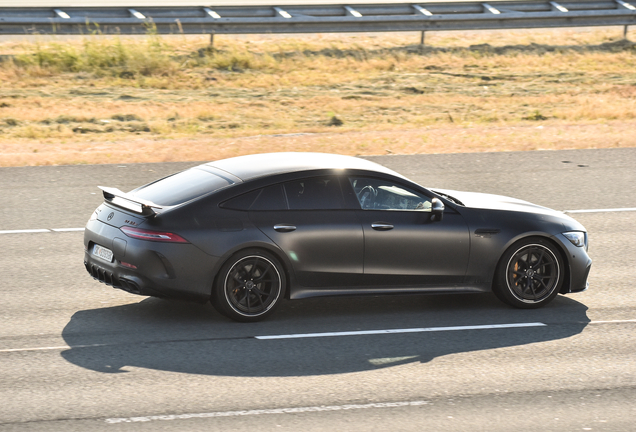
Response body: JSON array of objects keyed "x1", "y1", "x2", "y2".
[{"x1": 98, "y1": 186, "x2": 163, "y2": 216}]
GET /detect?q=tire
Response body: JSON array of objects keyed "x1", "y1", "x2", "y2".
[
  {"x1": 493, "y1": 237, "x2": 564, "y2": 309},
  {"x1": 212, "y1": 249, "x2": 286, "y2": 322}
]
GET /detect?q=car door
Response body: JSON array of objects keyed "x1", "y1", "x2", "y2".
[
  {"x1": 348, "y1": 176, "x2": 470, "y2": 287},
  {"x1": 248, "y1": 176, "x2": 364, "y2": 288}
]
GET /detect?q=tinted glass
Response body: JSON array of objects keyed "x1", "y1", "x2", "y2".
[
  {"x1": 284, "y1": 177, "x2": 344, "y2": 210},
  {"x1": 220, "y1": 189, "x2": 260, "y2": 211},
  {"x1": 133, "y1": 168, "x2": 232, "y2": 206},
  {"x1": 250, "y1": 185, "x2": 287, "y2": 211},
  {"x1": 350, "y1": 177, "x2": 431, "y2": 211}
]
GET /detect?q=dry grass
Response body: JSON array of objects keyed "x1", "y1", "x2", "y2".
[
  {"x1": 1, "y1": 29, "x2": 635, "y2": 166},
  {"x1": 1, "y1": 122, "x2": 633, "y2": 167}
]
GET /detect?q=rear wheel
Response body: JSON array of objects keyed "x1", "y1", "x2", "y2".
[
  {"x1": 493, "y1": 238, "x2": 564, "y2": 309},
  {"x1": 212, "y1": 249, "x2": 286, "y2": 322}
]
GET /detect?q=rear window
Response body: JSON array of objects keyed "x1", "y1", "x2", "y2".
[{"x1": 132, "y1": 168, "x2": 232, "y2": 206}]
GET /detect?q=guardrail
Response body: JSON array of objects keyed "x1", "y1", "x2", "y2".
[{"x1": 1, "y1": 1, "x2": 635, "y2": 41}]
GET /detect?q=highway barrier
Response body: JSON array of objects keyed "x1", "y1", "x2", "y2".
[{"x1": 0, "y1": 1, "x2": 634, "y2": 41}]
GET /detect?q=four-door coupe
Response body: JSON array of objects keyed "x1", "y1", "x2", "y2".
[{"x1": 84, "y1": 152, "x2": 591, "y2": 322}]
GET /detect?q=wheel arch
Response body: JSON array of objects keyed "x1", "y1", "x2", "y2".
[
  {"x1": 491, "y1": 233, "x2": 571, "y2": 295},
  {"x1": 210, "y1": 242, "x2": 295, "y2": 301}
]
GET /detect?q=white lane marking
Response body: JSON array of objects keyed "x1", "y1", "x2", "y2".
[
  {"x1": 254, "y1": 322, "x2": 547, "y2": 340},
  {"x1": 1, "y1": 345, "x2": 71, "y2": 353},
  {"x1": 0, "y1": 228, "x2": 84, "y2": 234},
  {"x1": 564, "y1": 207, "x2": 636, "y2": 214},
  {"x1": 369, "y1": 356, "x2": 418, "y2": 365},
  {"x1": 0, "y1": 229, "x2": 51, "y2": 234},
  {"x1": 105, "y1": 400, "x2": 431, "y2": 424},
  {"x1": 2, "y1": 320, "x2": 634, "y2": 354},
  {"x1": 589, "y1": 319, "x2": 636, "y2": 324},
  {"x1": 1, "y1": 206, "x2": 635, "y2": 235},
  {"x1": 2, "y1": 206, "x2": 635, "y2": 235},
  {"x1": 0, "y1": 323, "x2": 541, "y2": 353},
  {"x1": 0, "y1": 343, "x2": 106, "y2": 353}
]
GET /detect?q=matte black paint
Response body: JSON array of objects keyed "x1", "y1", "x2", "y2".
[
  {"x1": 83, "y1": 153, "x2": 591, "y2": 309},
  {"x1": 356, "y1": 210, "x2": 469, "y2": 286},
  {"x1": 251, "y1": 209, "x2": 364, "y2": 287}
]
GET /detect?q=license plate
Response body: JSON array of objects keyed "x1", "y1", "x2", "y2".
[{"x1": 93, "y1": 244, "x2": 114, "y2": 263}]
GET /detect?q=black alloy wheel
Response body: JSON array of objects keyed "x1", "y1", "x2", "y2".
[
  {"x1": 493, "y1": 238, "x2": 564, "y2": 308},
  {"x1": 212, "y1": 250, "x2": 286, "y2": 322}
]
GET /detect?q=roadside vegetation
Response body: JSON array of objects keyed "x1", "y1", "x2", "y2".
[{"x1": 0, "y1": 29, "x2": 635, "y2": 166}]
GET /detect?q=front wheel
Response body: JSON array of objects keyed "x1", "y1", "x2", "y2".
[
  {"x1": 493, "y1": 238, "x2": 564, "y2": 309},
  {"x1": 212, "y1": 250, "x2": 286, "y2": 322}
]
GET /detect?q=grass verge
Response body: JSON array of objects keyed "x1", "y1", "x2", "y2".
[{"x1": 1, "y1": 29, "x2": 635, "y2": 166}]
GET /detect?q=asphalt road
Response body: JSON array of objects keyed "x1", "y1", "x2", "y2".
[{"x1": 1, "y1": 148, "x2": 635, "y2": 431}]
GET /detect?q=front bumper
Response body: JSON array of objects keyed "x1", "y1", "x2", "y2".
[
  {"x1": 555, "y1": 233, "x2": 592, "y2": 294},
  {"x1": 84, "y1": 219, "x2": 219, "y2": 302}
]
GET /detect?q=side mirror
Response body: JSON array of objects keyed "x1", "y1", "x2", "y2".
[{"x1": 431, "y1": 198, "x2": 445, "y2": 222}]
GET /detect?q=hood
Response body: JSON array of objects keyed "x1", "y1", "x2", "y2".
[{"x1": 432, "y1": 188, "x2": 565, "y2": 217}]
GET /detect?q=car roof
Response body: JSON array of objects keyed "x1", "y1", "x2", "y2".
[{"x1": 203, "y1": 152, "x2": 404, "y2": 181}]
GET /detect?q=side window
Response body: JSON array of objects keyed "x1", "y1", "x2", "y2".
[
  {"x1": 220, "y1": 189, "x2": 260, "y2": 211},
  {"x1": 349, "y1": 177, "x2": 432, "y2": 211},
  {"x1": 284, "y1": 176, "x2": 344, "y2": 210},
  {"x1": 221, "y1": 185, "x2": 287, "y2": 211},
  {"x1": 251, "y1": 185, "x2": 287, "y2": 211},
  {"x1": 221, "y1": 177, "x2": 345, "y2": 211}
]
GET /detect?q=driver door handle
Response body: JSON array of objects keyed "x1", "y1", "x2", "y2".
[
  {"x1": 274, "y1": 224, "x2": 296, "y2": 232},
  {"x1": 371, "y1": 222, "x2": 394, "y2": 231}
]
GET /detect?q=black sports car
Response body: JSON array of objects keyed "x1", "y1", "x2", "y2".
[{"x1": 84, "y1": 152, "x2": 591, "y2": 322}]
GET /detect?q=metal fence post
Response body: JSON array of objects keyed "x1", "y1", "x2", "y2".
[{"x1": 420, "y1": 31, "x2": 426, "y2": 45}]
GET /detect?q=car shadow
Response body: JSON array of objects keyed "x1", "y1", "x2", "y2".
[{"x1": 60, "y1": 293, "x2": 589, "y2": 377}]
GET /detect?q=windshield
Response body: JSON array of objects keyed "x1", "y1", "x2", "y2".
[{"x1": 432, "y1": 190, "x2": 464, "y2": 206}]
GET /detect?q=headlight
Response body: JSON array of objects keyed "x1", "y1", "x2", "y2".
[{"x1": 563, "y1": 231, "x2": 586, "y2": 248}]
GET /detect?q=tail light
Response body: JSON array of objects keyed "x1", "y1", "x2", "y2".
[{"x1": 120, "y1": 226, "x2": 189, "y2": 243}]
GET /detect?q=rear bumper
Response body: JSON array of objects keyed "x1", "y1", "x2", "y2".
[
  {"x1": 84, "y1": 219, "x2": 219, "y2": 302},
  {"x1": 84, "y1": 258, "x2": 165, "y2": 297}
]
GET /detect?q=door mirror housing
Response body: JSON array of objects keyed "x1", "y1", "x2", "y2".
[{"x1": 431, "y1": 198, "x2": 445, "y2": 222}]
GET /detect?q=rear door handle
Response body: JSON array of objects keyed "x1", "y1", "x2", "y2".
[
  {"x1": 371, "y1": 222, "x2": 394, "y2": 231},
  {"x1": 274, "y1": 224, "x2": 297, "y2": 232}
]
